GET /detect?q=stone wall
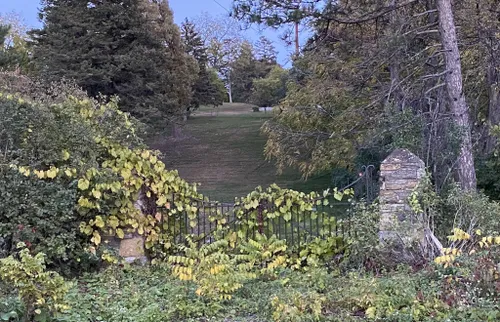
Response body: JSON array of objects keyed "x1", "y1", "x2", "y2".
[{"x1": 379, "y1": 149, "x2": 425, "y2": 246}]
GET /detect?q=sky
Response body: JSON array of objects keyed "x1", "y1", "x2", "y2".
[{"x1": 0, "y1": 0, "x2": 302, "y2": 66}]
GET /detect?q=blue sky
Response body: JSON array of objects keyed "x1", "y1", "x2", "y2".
[{"x1": 0, "y1": 0, "x2": 300, "y2": 66}]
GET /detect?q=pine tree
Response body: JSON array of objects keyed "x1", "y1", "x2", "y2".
[
  {"x1": 0, "y1": 25, "x2": 10, "y2": 68},
  {"x1": 181, "y1": 19, "x2": 224, "y2": 111},
  {"x1": 30, "y1": 0, "x2": 194, "y2": 124},
  {"x1": 254, "y1": 36, "x2": 278, "y2": 78},
  {"x1": 230, "y1": 41, "x2": 258, "y2": 103}
]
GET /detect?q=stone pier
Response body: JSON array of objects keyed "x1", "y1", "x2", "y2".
[{"x1": 379, "y1": 149, "x2": 425, "y2": 247}]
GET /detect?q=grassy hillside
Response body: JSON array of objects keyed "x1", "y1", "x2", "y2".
[{"x1": 148, "y1": 103, "x2": 331, "y2": 201}]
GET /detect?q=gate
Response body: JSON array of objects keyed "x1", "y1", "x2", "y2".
[{"x1": 158, "y1": 165, "x2": 377, "y2": 247}]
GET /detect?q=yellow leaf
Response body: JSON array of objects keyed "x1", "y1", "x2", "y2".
[
  {"x1": 78, "y1": 179, "x2": 90, "y2": 190},
  {"x1": 92, "y1": 231, "x2": 101, "y2": 245},
  {"x1": 156, "y1": 195, "x2": 167, "y2": 206},
  {"x1": 121, "y1": 168, "x2": 132, "y2": 180},
  {"x1": 95, "y1": 216, "x2": 105, "y2": 228},
  {"x1": 116, "y1": 228, "x2": 125, "y2": 239},
  {"x1": 366, "y1": 307, "x2": 377, "y2": 319},
  {"x1": 64, "y1": 169, "x2": 73, "y2": 177},
  {"x1": 92, "y1": 189, "x2": 102, "y2": 199},
  {"x1": 46, "y1": 167, "x2": 58, "y2": 179},
  {"x1": 141, "y1": 150, "x2": 150, "y2": 159},
  {"x1": 62, "y1": 150, "x2": 70, "y2": 161},
  {"x1": 35, "y1": 170, "x2": 45, "y2": 179}
]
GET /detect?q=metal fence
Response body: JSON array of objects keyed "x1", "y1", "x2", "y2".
[{"x1": 158, "y1": 165, "x2": 377, "y2": 248}]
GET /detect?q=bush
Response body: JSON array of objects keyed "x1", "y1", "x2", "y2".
[
  {"x1": 0, "y1": 244, "x2": 70, "y2": 321},
  {"x1": 0, "y1": 87, "x2": 142, "y2": 273}
]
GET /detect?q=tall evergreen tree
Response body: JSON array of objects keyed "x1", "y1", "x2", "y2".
[
  {"x1": 0, "y1": 24, "x2": 29, "y2": 71},
  {"x1": 181, "y1": 19, "x2": 225, "y2": 112},
  {"x1": 254, "y1": 36, "x2": 278, "y2": 79},
  {"x1": 230, "y1": 41, "x2": 258, "y2": 103},
  {"x1": 30, "y1": 0, "x2": 193, "y2": 124},
  {"x1": 0, "y1": 25, "x2": 10, "y2": 68}
]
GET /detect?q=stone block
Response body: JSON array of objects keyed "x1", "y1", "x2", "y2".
[{"x1": 119, "y1": 237, "x2": 145, "y2": 258}]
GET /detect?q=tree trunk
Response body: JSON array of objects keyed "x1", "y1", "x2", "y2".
[
  {"x1": 227, "y1": 70, "x2": 233, "y2": 103},
  {"x1": 437, "y1": 0, "x2": 477, "y2": 191},
  {"x1": 484, "y1": 62, "x2": 500, "y2": 154}
]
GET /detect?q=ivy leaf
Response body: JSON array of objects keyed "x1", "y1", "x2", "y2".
[
  {"x1": 92, "y1": 231, "x2": 101, "y2": 245},
  {"x1": 62, "y1": 150, "x2": 70, "y2": 161},
  {"x1": 94, "y1": 216, "x2": 105, "y2": 228},
  {"x1": 108, "y1": 216, "x2": 119, "y2": 229},
  {"x1": 46, "y1": 167, "x2": 58, "y2": 179},
  {"x1": 283, "y1": 213, "x2": 292, "y2": 221},
  {"x1": 35, "y1": 170, "x2": 45, "y2": 179},
  {"x1": 78, "y1": 179, "x2": 90, "y2": 191},
  {"x1": 116, "y1": 228, "x2": 125, "y2": 239},
  {"x1": 334, "y1": 191, "x2": 343, "y2": 201},
  {"x1": 92, "y1": 189, "x2": 102, "y2": 199},
  {"x1": 121, "y1": 168, "x2": 132, "y2": 180},
  {"x1": 157, "y1": 195, "x2": 167, "y2": 206},
  {"x1": 366, "y1": 307, "x2": 376, "y2": 319}
]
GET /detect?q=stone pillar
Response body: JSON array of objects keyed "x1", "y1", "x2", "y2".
[
  {"x1": 379, "y1": 149, "x2": 425, "y2": 246},
  {"x1": 119, "y1": 234, "x2": 147, "y2": 264},
  {"x1": 118, "y1": 187, "x2": 149, "y2": 264}
]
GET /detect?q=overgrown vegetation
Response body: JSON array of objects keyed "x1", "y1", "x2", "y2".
[{"x1": 1, "y1": 0, "x2": 500, "y2": 321}]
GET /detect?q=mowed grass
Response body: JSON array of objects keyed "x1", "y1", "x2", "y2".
[{"x1": 147, "y1": 103, "x2": 331, "y2": 201}]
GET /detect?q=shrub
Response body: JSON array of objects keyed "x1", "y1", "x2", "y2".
[
  {"x1": 0, "y1": 89, "x2": 142, "y2": 272},
  {"x1": 236, "y1": 233, "x2": 288, "y2": 278},
  {"x1": 0, "y1": 243, "x2": 70, "y2": 321},
  {"x1": 168, "y1": 237, "x2": 256, "y2": 300}
]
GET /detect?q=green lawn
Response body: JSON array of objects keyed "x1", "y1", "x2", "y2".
[{"x1": 147, "y1": 103, "x2": 332, "y2": 201}]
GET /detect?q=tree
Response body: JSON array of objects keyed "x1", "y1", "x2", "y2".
[
  {"x1": 0, "y1": 24, "x2": 10, "y2": 67},
  {"x1": 230, "y1": 41, "x2": 258, "y2": 103},
  {"x1": 30, "y1": 0, "x2": 194, "y2": 125},
  {"x1": 181, "y1": 19, "x2": 224, "y2": 114},
  {"x1": 192, "y1": 12, "x2": 247, "y2": 103},
  {"x1": 250, "y1": 65, "x2": 288, "y2": 107},
  {"x1": 437, "y1": 0, "x2": 476, "y2": 190},
  {"x1": 254, "y1": 35, "x2": 278, "y2": 78},
  {"x1": 234, "y1": 0, "x2": 481, "y2": 191},
  {"x1": 255, "y1": 35, "x2": 277, "y2": 65},
  {"x1": 0, "y1": 15, "x2": 30, "y2": 72}
]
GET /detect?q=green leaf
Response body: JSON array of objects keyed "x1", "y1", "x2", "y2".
[
  {"x1": 1, "y1": 311, "x2": 18, "y2": 320},
  {"x1": 334, "y1": 191, "x2": 343, "y2": 201}
]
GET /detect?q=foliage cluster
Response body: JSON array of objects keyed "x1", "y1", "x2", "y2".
[
  {"x1": 0, "y1": 243, "x2": 70, "y2": 321},
  {"x1": 30, "y1": 0, "x2": 195, "y2": 125},
  {"x1": 0, "y1": 89, "x2": 202, "y2": 271}
]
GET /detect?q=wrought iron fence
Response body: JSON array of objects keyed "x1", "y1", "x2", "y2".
[{"x1": 158, "y1": 165, "x2": 377, "y2": 248}]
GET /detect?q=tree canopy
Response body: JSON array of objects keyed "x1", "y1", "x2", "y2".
[{"x1": 30, "y1": 0, "x2": 194, "y2": 125}]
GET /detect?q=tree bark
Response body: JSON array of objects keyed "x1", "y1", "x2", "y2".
[
  {"x1": 227, "y1": 70, "x2": 233, "y2": 103},
  {"x1": 484, "y1": 62, "x2": 500, "y2": 154},
  {"x1": 437, "y1": 0, "x2": 477, "y2": 191}
]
